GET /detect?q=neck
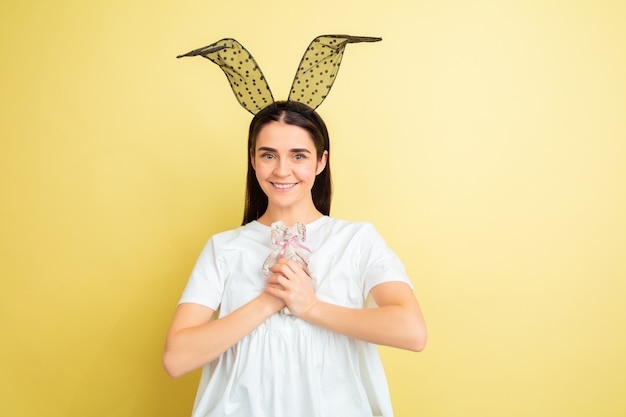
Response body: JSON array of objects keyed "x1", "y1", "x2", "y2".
[{"x1": 257, "y1": 206, "x2": 324, "y2": 227}]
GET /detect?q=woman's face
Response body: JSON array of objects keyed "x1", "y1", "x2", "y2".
[{"x1": 251, "y1": 121, "x2": 327, "y2": 214}]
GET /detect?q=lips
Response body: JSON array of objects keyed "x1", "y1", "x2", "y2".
[{"x1": 271, "y1": 182, "x2": 297, "y2": 190}]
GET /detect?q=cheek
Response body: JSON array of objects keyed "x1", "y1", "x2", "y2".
[
  {"x1": 298, "y1": 164, "x2": 319, "y2": 181},
  {"x1": 254, "y1": 164, "x2": 268, "y2": 181}
]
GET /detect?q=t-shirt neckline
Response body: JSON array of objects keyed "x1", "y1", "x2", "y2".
[{"x1": 249, "y1": 215, "x2": 329, "y2": 233}]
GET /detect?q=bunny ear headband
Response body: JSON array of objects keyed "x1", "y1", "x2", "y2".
[{"x1": 177, "y1": 34, "x2": 381, "y2": 114}]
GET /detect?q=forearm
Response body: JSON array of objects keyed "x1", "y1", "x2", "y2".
[
  {"x1": 302, "y1": 300, "x2": 427, "y2": 352},
  {"x1": 163, "y1": 295, "x2": 280, "y2": 377},
  {"x1": 266, "y1": 261, "x2": 427, "y2": 351}
]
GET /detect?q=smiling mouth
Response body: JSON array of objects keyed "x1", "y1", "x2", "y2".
[{"x1": 271, "y1": 182, "x2": 297, "y2": 190}]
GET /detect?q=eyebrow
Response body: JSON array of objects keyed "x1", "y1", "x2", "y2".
[{"x1": 257, "y1": 146, "x2": 312, "y2": 154}]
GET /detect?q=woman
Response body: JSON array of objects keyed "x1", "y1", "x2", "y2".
[{"x1": 163, "y1": 100, "x2": 427, "y2": 417}]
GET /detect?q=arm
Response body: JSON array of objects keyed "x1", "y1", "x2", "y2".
[
  {"x1": 266, "y1": 259, "x2": 427, "y2": 352},
  {"x1": 163, "y1": 292, "x2": 285, "y2": 378},
  {"x1": 305, "y1": 281, "x2": 426, "y2": 351}
]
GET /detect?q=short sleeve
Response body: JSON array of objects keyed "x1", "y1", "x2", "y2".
[
  {"x1": 178, "y1": 237, "x2": 226, "y2": 310},
  {"x1": 359, "y1": 223, "x2": 413, "y2": 298}
]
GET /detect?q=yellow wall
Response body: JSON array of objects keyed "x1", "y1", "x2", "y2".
[{"x1": 1, "y1": 0, "x2": 625, "y2": 416}]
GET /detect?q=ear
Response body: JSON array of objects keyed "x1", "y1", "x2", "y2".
[
  {"x1": 250, "y1": 149, "x2": 256, "y2": 170},
  {"x1": 316, "y1": 150, "x2": 328, "y2": 175}
]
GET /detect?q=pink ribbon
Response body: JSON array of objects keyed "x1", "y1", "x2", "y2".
[
  {"x1": 277, "y1": 234, "x2": 312, "y2": 258},
  {"x1": 262, "y1": 221, "x2": 312, "y2": 278}
]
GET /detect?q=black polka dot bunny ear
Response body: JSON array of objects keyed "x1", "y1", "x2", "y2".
[
  {"x1": 178, "y1": 34, "x2": 381, "y2": 115},
  {"x1": 177, "y1": 38, "x2": 274, "y2": 115},
  {"x1": 288, "y1": 35, "x2": 382, "y2": 110}
]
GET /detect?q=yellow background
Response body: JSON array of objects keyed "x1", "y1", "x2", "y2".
[{"x1": 1, "y1": 0, "x2": 625, "y2": 416}]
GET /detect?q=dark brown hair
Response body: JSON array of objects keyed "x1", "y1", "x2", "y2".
[{"x1": 242, "y1": 101, "x2": 332, "y2": 225}]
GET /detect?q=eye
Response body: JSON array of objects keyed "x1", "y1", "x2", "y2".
[
  {"x1": 293, "y1": 153, "x2": 308, "y2": 161},
  {"x1": 260, "y1": 153, "x2": 275, "y2": 160}
]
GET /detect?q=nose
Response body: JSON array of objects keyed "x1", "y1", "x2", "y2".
[{"x1": 274, "y1": 158, "x2": 291, "y2": 177}]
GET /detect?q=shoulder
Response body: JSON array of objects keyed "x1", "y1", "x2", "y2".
[
  {"x1": 208, "y1": 221, "x2": 266, "y2": 244},
  {"x1": 197, "y1": 222, "x2": 268, "y2": 256},
  {"x1": 322, "y1": 217, "x2": 379, "y2": 235},
  {"x1": 316, "y1": 217, "x2": 383, "y2": 245}
]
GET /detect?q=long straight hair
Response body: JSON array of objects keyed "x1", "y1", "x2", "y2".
[{"x1": 242, "y1": 101, "x2": 332, "y2": 225}]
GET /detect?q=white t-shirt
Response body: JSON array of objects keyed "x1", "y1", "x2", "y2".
[{"x1": 179, "y1": 216, "x2": 413, "y2": 417}]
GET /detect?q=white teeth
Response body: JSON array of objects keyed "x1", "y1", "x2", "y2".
[{"x1": 273, "y1": 183, "x2": 296, "y2": 189}]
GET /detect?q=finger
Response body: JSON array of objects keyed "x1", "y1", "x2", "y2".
[
  {"x1": 265, "y1": 286, "x2": 284, "y2": 299},
  {"x1": 272, "y1": 257, "x2": 290, "y2": 266},
  {"x1": 280, "y1": 259, "x2": 309, "y2": 277},
  {"x1": 267, "y1": 274, "x2": 291, "y2": 290},
  {"x1": 269, "y1": 264, "x2": 293, "y2": 280},
  {"x1": 269, "y1": 259, "x2": 292, "y2": 274},
  {"x1": 266, "y1": 282, "x2": 283, "y2": 290},
  {"x1": 270, "y1": 259, "x2": 305, "y2": 277},
  {"x1": 267, "y1": 271, "x2": 289, "y2": 283},
  {"x1": 266, "y1": 280, "x2": 286, "y2": 290},
  {"x1": 265, "y1": 283, "x2": 290, "y2": 300}
]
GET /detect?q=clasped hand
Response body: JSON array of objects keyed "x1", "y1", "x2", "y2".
[{"x1": 264, "y1": 258, "x2": 318, "y2": 318}]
